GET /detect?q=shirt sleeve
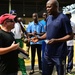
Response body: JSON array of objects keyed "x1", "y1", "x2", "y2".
[{"x1": 62, "y1": 15, "x2": 72, "y2": 34}]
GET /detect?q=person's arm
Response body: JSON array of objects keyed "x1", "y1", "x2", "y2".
[
  {"x1": 36, "y1": 32, "x2": 45, "y2": 36},
  {"x1": 31, "y1": 33, "x2": 46, "y2": 42},
  {"x1": 19, "y1": 22, "x2": 28, "y2": 35},
  {"x1": 0, "y1": 42, "x2": 19, "y2": 55},
  {"x1": 28, "y1": 31, "x2": 40, "y2": 37},
  {"x1": 38, "y1": 33, "x2": 46, "y2": 40},
  {"x1": 28, "y1": 24, "x2": 45, "y2": 37},
  {"x1": 27, "y1": 32, "x2": 35, "y2": 36},
  {"x1": 48, "y1": 33, "x2": 73, "y2": 44}
]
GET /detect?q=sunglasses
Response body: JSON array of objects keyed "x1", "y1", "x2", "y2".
[{"x1": 6, "y1": 19, "x2": 15, "y2": 22}]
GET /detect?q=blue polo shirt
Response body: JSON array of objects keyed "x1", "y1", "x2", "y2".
[
  {"x1": 40, "y1": 20, "x2": 46, "y2": 32},
  {"x1": 27, "y1": 21, "x2": 44, "y2": 45},
  {"x1": 45, "y1": 13, "x2": 72, "y2": 58}
]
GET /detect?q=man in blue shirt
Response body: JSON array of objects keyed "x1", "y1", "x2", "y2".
[
  {"x1": 31, "y1": 0, "x2": 73, "y2": 75},
  {"x1": 27, "y1": 13, "x2": 44, "y2": 74}
]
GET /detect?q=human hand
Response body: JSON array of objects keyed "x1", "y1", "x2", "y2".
[
  {"x1": 11, "y1": 41, "x2": 19, "y2": 50},
  {"x1": 32, "y1": 31, "x2": 37, "y2": 36},
  {"x1": 31, "y1": 36, "x2": 39, "y2": 43},
  {"x1": 48, "y1": 39, "x2": 57, "y2": 44}
]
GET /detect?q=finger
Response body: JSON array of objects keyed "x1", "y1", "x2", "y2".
[
  {"x1": 17, "y1": 43, "x2": 20, "y2": 46},
  {"x1": 11, "y1": 41, "x2": 15, "y2": 45},
  {"x1": 12, "y1": 41, "x2": 15, "y2": 44}
]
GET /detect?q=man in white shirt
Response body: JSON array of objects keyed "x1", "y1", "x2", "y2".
[
  {"x1": 66, "y1": 12, "x2": 75, "y2": 74},
  {"x1": 10, "y1": 10, "x2": 27, "y2": 75}
]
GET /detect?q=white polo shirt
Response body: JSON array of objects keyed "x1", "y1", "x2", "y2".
[
  {"x1": 67, "y1": 21, "x2": 75, "y2": 46},
  {"x1": 11, "y1": 22, "x2": 22, "y2": 39}
]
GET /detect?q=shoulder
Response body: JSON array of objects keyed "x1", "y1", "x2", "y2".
[
  {"x1": 46, "y1": 15, "x2": 51, "y2": 20},
  {"x1": 59, "y1": 13, "x2": 69, "y2": 21},
  {"x1": 56, "y1": 13, "x2": 70, "y2": 24},
  {"x1": 39, "y1": 20, "x2": 46, "y2": 25},
  {"x1": 38, "y1": 21, "x2": 43, "y2": 26},
  {"x1": 46, "y1": 15, "x2": 52, "y2": 22},
  {"x1": 39, "y1": 20, "x2": 44, "y2": 23},
  {"x1": 28, "y1": 21, "x2": 33, "y2": 26},
  {"x1": 27, "y1": 22, "x2": 33, "y2": 29}
]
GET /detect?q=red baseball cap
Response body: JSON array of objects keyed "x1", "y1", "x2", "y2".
[{"x1": 0, "y1": 13, "x2": 16, "y2": 24}]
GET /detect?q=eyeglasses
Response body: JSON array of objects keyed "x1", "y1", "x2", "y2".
[{"x1": 6, "y1": 19, "x2": 15, "y2": 22}]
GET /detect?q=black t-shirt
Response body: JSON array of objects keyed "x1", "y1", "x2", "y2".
[{"x1": 0, "y1": 30, "x2": 18, "y2": 74}]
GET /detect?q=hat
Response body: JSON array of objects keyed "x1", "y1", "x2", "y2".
[
  {"x1": 0, "y1": 13, "x2": 16, "y2": 24},
  {"x1": 10, "y1": 10, "x2": 17, "y2": 15}
]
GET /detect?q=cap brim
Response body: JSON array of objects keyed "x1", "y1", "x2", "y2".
[
  {"x1": 12, "y1": 13, "x2": 17, "y2": 15},
  {"x1": 9, "y1": 15, "x2": 16, "y2": 20}
]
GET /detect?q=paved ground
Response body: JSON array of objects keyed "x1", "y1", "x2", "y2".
[
  {"x1": 17, "y1": 57, "x2": 75, "y2": 75},
  {"x1": 18, "y1": 65, "x2": 41, "y2": 75},
  {"x1": 17, "y1": 44, "x2": 75, "y2": 75},
  {"x1": 18, "y1": 65, "x2": 75, "y2": 75}
]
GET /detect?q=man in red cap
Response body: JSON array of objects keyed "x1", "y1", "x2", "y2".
[{"x1": 0, "y1": 13, "x2": 23, "y2": 75}]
